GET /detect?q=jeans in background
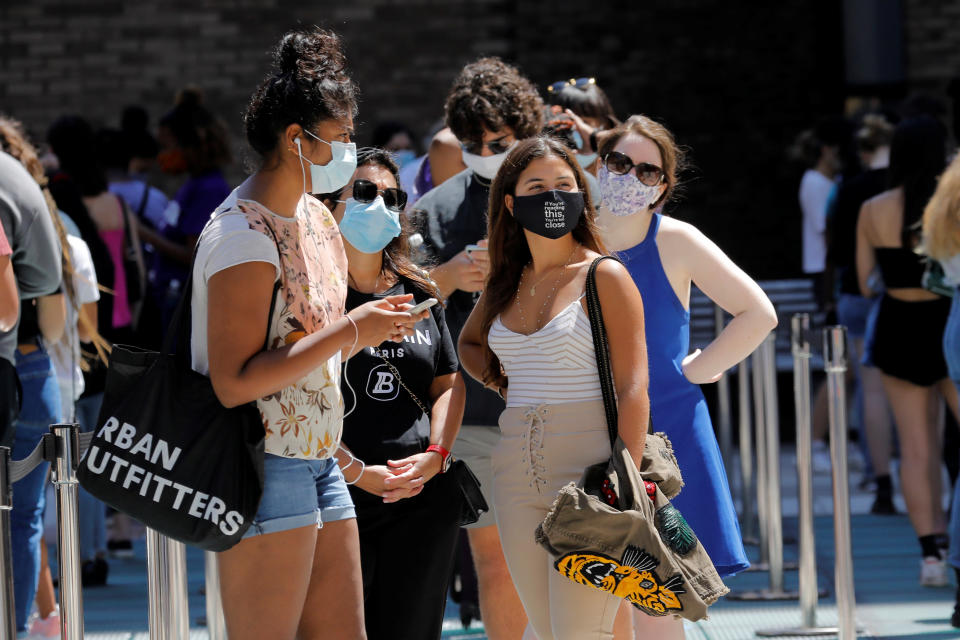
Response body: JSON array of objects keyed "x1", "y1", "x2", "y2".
[
  {"x1": 76, "y1": 393, "x2": 106, "y2": 561},
  {"x1": 11, "y1": 347, "x2": 60, "y2": 633}
]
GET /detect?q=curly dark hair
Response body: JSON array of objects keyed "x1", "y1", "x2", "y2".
[
  {"x1": 244, "y1": 27, "x2": 358, "y2": 159},
  {"x1": 444, "y1": 57, "x2": 544, "y2": 145}
]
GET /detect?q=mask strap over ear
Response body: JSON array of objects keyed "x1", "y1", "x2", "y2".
[{"x1": 294, "y1": 135, "x2": 307, "y2": 197}]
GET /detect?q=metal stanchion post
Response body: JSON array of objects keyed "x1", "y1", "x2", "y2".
[
  {"x1": 204, "y1": 551, "x2": 226, "y2": 640},
  {"x1": 167, "y1": 537, "x2": 190, "y2": 638},
  {"x1": 753, "y1": 349, "x2": 770, "y2": 568},
  {"x1": 0, "y1": 447, "x2": 16, "y2": 640},
  {"x1": 715, "y1": 305, "x2": 734, "y2": 479},
  {"x1": 738, "y1": 360, "x2": 757, "y2": 544},
  {"x1": 757, "y1": 314, "x2": 834, "y2": 636},
  {"x1": 50, "y1": 424, "x2": 84, "y2": 639},
  {"x1": 825, "y1": 326, "x2": 859, "y2": 639},
  {"x1": 146, "y1": 530, "x2": 190, "y2": 640},
  {"x1": 147, "y1": 529, "x2": 169, "y2": 640},
  {"x1": 730, "y1": 336, "x2": 799, "y2": 601}
]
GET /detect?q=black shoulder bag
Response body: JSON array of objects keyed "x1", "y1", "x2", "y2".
[{"x1": 77, "y1": 245, "x2": 279, "y2": 551}]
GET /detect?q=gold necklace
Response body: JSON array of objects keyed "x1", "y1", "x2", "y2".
[{"x1": 516, "y1": 245, "x2": 579, "y2": 333}]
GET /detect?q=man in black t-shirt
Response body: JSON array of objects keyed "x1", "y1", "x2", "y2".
[{"x1": 411, "y1": 57, "x2": 543, "y2": 639}]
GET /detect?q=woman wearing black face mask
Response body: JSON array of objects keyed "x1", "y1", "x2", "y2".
[{"x1": 458, "y1": 137, "x2": 657, "y2": 638}]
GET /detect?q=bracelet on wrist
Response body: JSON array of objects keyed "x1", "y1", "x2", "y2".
[{"x1": 344, "y1": 458, "x2": 366, "y2": 485}]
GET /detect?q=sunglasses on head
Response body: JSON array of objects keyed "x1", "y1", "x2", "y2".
[
  {"x1": 547, "y1": 77, "x2": 596, "y2": 94},
  {"x1": 603, "y1": 152, "x2": 665, "y2": 187},
  {"x1": 338, "y1": 179, "x2": 408, "y2": 212},
  {"x1": 461, "y1": 138, "x2": 514, "y2": 156}
]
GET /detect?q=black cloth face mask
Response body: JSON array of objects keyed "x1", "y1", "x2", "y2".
[{"x1": 512, "y1": 190, "x2": 585, "y2": 239}]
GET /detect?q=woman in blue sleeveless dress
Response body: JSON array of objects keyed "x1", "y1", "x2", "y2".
[{"x1": 590, "y1": 116, "x2": 778, "y2": 586}]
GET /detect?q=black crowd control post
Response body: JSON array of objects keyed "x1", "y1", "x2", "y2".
[
  {"x1": 50, "y1": 423, "x2": 84, "y2": 639},
  {"x1": 0, "y1": 447, "x2": 16, "y2": 640}
]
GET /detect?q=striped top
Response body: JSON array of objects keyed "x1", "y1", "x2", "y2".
[{"x1": 488, "y1": 296, "x2": 602, "y2": 408}]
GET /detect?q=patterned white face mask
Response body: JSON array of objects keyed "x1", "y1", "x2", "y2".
[{"x1": 597, "y1": 166, "x2": 664, "y2": 217}]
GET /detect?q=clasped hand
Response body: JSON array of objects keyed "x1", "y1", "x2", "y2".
[{"x1": 355, "y1": 452, "x2": 442, "y2": 504}]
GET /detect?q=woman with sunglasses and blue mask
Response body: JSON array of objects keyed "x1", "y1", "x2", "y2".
[
  {"x1": 593, "y1": 116, "x2": 777, "y2": 631},
  {"x1": 318, "y1": 148, "x2": 466, "y2": 639},
  {"x1": 193, "y1": 29, "x2": 426, "y2": 640}
]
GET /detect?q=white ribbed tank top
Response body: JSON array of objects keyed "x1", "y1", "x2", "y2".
[{"x1": 488, "y1": 296, "x2": 602, "y2": 408}]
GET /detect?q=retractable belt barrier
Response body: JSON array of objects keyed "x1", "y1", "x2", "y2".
[{"x1": 0, "y1": 423, "x2": 219, "y2": 640}]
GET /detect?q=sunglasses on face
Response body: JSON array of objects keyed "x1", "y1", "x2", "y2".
[
  {"x1": 547, "y1": 77, "x2": 596, "y2": 94},
  {"x1": 461, "y1": 138, "x2": 514, "y2": 156},
  {"x1": 339, "y1": 179, "x2": 408, "y2": 212},
  {"x1": 603, "y1": 152, "x2": 665, "y2": 187}
]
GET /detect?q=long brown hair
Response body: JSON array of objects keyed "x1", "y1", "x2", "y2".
[
  {"x1": 0, "y1": 115, "x2": 110, "y2": 364},
  {"x1": 478, "y1": 136, "x2": 606, "y2": 388}
]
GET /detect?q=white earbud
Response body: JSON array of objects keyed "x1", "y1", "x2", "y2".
[{"x1": 295, "y1": 137, "x2": 302, "y2": 149}]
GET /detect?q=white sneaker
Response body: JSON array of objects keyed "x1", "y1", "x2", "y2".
[
  {"x1": 812, "y1": 440, "x2": 832, "y2": 473},
  {"x1": 27, "y1": 604, "x2": 61, "y2": 638},
  {"x1": 920, "y1": 555, "x2": 950, "y2": 587}
]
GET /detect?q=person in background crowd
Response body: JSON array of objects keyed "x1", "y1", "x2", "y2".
[
  {"x1": 412, "y1": 55, "x2": 543, "y2": 640},
  {"x1": 426, "y1": 126, "x2": 468, "y2": 189},
  {"x1": 0, "y1": 126, "x2": 64, "y2": 637},
  {"x1": 0, "y1": 223, "x2": 16, "y2": 330},
  {"x1": 48, "y1": 114, "x2": 147, "y2": 559},
  {"x1": 857, "y1": 115, "x2": 959, "y2": 587},
  {"x1": 153, "y1": 87, "x2": 232, "y2": 326},
  {"x1": 199, "y1": 28, "x2": 425, "y2": 639},
  {"x1": 920, "y1": 153, "x2": 960, "y2": 625},
  {"x1": 795, "y1": 119, "x2": 846, "y2": 473},
  {"x1": 373, "y1": 121, "x2": 424, "y2": 211},
  {"x1": 372, "y1": 121, "x2": 419, "y2": 169},
  {"x1": 109, "y1": 108, "x2": 172, "y2": 233},
  {"x1": 458, "y1": 136, "x2": 650, "y2": 638},
  {"x1": 593, "y1": 115, "x2": 776, "y2": 637},
  {"x1": 546, "y1": 76, "x2": 619, "y2": 176},
  {"x1": 827, "y1": 114, "x2": 897, "y2": 514},
  {"x1": 318, "y1": 148, "x2": 466, "y2": 639}
]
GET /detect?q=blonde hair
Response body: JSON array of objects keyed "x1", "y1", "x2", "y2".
[{"x1": 921, "y1": 153, "x2": 960, "y2": 260}]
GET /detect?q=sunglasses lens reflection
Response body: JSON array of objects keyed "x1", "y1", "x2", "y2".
[
  {"x1": 353, "y1": 179, "x2": 378, "y2": 202},
  {"x1": 605, "y1": 152, "x2": 634, "y2": 175}
]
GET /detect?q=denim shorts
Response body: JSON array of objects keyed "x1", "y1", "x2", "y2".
[{"x1": 242, "y1": 454, "x2": 356, "y2": 539}]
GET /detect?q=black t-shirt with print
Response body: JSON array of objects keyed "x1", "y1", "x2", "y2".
[{"x1": 340, "y1": 276, "x2": 459, "y2": 480}]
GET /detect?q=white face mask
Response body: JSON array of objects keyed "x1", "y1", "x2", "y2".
[
  {"x1": 461, "y1": 141, "x2": 517, "y2": 181},
  {"x1": 293, "y1": 129, "x2": 358, "y2": 194}
]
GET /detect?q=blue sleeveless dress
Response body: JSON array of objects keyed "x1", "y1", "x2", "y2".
[{"x1": 618, "y1": 214, "x2": 749, "y2": 577}]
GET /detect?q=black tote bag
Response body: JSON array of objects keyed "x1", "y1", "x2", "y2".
[{"x1": 77, "y1": 251, "x2": 278, "y2": 551}]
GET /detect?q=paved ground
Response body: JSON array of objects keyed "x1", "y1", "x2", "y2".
[{"x1": 47, "y1": 449, "x2": 960, "y2": 639}]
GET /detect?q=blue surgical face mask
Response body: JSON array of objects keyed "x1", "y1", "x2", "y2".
[
  {"x1": 392, "y1": 149, "x2": 418, "y2": 169},
  {"x1": 337, "y1": 196, "x2": 402, "y2": 254},
  {"x1": 576, "y1": 152, "x2": 598, "y2": 169},
  {"x1": 294, "y1": 128, "x2": 358, "y2": 194}
]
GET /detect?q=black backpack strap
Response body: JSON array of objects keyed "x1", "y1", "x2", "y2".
[
  {"x1": 585, "y1": 255, "x2": 622, "y2": 448},
  {"x1": 136, "y1": 181, "x2": 151, "y2": 219}
]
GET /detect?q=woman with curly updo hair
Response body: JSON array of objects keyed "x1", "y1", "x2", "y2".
[{"x1": 195, "y1": 28, "x2": 426, "y2": 639}]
